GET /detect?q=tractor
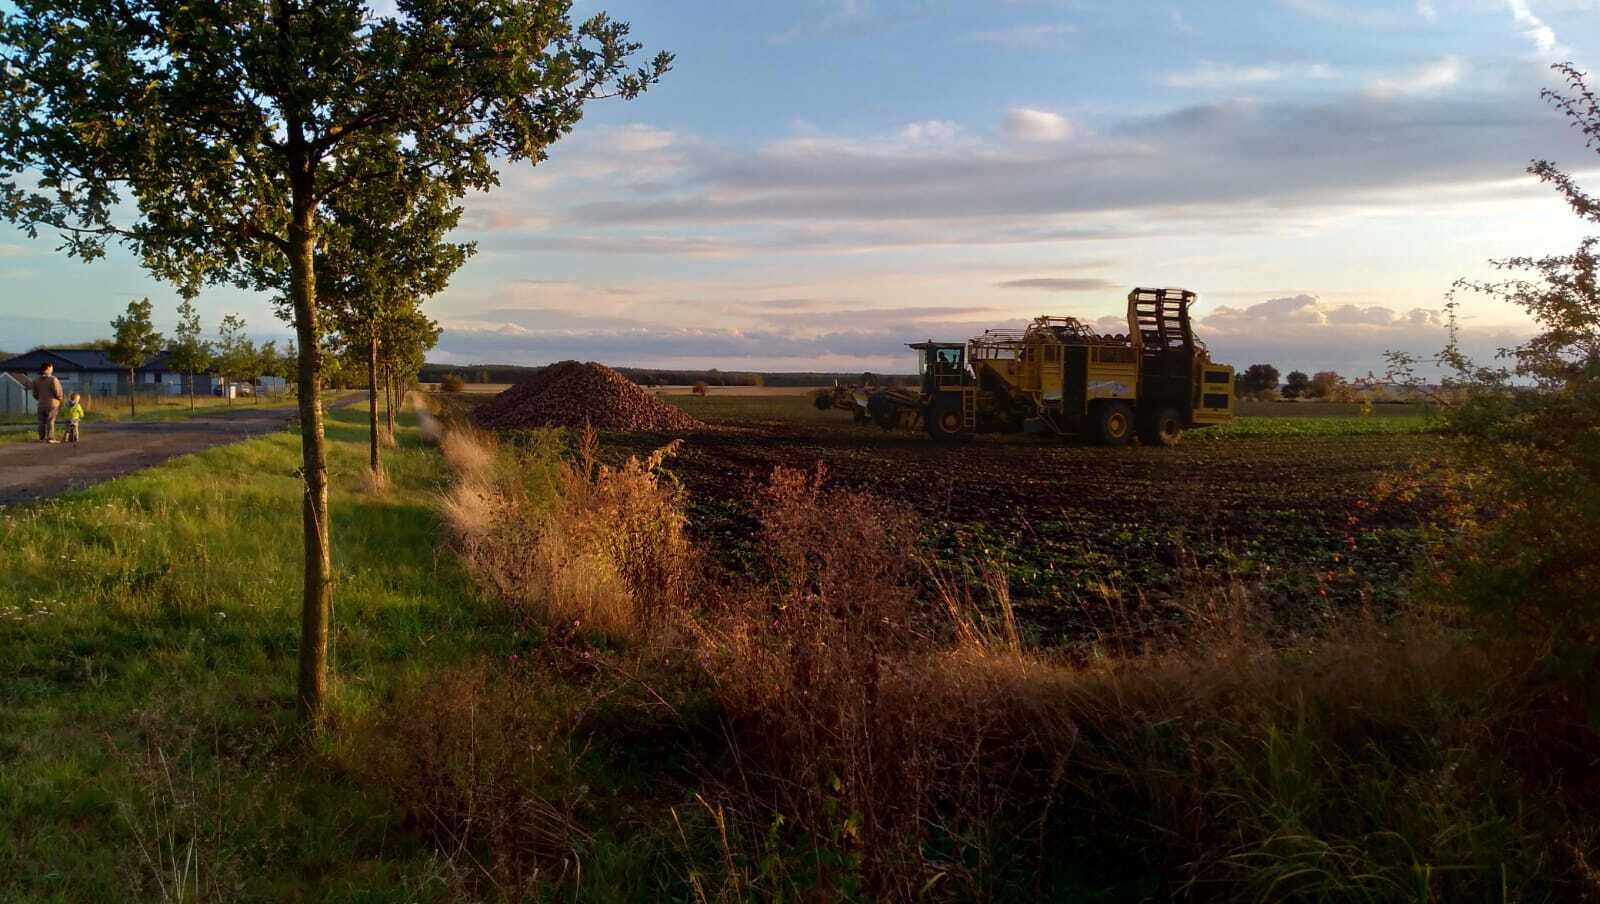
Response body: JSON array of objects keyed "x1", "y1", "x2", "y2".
[{"x1": 865, "y1": 287, "x2": 1235, "y2": 445}]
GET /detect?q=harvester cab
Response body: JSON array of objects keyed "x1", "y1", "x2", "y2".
[{"x1": 911, "y1": 341, "x2": 969, "y2": 394}]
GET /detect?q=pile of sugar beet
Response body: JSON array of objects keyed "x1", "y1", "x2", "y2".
[{"x1": 473, "y1": 361, "x2": 703, "y2": 433}]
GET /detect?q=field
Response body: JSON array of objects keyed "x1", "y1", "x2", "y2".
[
  {"x1": 594, "y1": 394, "x2": 1445, "y2": 644},
  {"x1": 4, "y1": 389, "x2": 1592, "y2": 901}
]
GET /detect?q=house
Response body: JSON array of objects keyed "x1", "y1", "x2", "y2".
[
  {"x1": 0, "y1": 372, "x2": 34, "y2": 415},
  {"x1": 0, "y1": 348, "x2": 223, "y2": 399}
]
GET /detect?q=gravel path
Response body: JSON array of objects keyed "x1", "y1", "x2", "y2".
[{"x1": 0, "y1": 399, "x2": 354, "y2": 506}]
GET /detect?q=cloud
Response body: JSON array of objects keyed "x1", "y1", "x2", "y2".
[
  {"x1": 556, "y1": 91, "x2": 1576, "y2": 233},
  {"x1": 995, "y1": 277, "x2": 1119, "y2": 292},
  {"x1": 1417, "y1": 0, "x2": 1438, "y2": 21},
  {"x1": 0, "y1": 243, "x2": 30, "y2": 258},
  {"x1": 1193, "y1": 293, "x2": 1531, "y2": 375},
  {"x1": 1365, "y1": 55, "x2": 1466, "y2": 97},
  {"x1": 966, "y1": 23, "x2": 1076, "y2": 49},
  {"x1": 1506, "y1": 0, "x2": 1565, "y2": 59},
  {"x1": 1001, "y1": 108, "x2": 1073, "y2": 143},
  {"x1": 1159, "y1": 61, "x2": 1336, "y2": 89}
]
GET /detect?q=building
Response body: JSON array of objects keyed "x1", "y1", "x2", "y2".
[
  {"x1": 0, "y1": 348, "x2": 223, "y2": 400},
  {"x1": 0, "y1": 372, "x2": 34, "y2": 415}
]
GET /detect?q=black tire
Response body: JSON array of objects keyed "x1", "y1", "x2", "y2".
[
  {"x1": 813, "y1": 392, "x2": 833, "y2": 411},
  {"x1": 1137, "y1": 406, "x2": 1184, "y2": 447},
  {"x1": 925, "y1": 395, "x2": 966, "y2": 442},
  {"x1": 868, "y1": 391, "x2": 900, "y2": 430},
  {"x1": 1092, "y1": 400, "x2": 1135, "y2": 446}
]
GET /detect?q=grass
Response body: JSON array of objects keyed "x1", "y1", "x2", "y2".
[
  {"x1": 0, "y1": 401, "x2": 519, "y2": 901},
  {"x1": 1191, "y1": 414, "x2": 1436, "y2": 438}
]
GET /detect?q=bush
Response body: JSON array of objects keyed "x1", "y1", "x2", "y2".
[
  {"x1": 691, "y1": 381, "x2": 708, "y2": 397},
  {"x1": 431, "y1": 422, "x2": 1600, "y2": 899},
  {"x1": 440, "y1": 372, "x2": 465, "y2": 392}
]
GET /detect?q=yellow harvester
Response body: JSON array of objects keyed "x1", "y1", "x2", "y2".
[{"x1": 866, "y1": 287, "x2": 1235, "y2": 445}]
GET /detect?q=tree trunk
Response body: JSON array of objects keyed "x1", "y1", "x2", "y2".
[
  {"x1": 367, "y1": 330, "x2": 381, "y2": 474},
  {"x1": 128, "y1": 369, "x2": 136, "y2": 417},
  {"x1": 288, "y1": 182, "x2": 333, "y2": 726},
  {"x1": 385, "y1": 365, "x2": 397, "y2": 437},
  {"x1": 187, "y1": 371, "x2": 194, "y2": 410}
]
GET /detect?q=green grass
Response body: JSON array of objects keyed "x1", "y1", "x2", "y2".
[
  {"x1": 1192, "y1": 414, "x2": 1437, "y2": 439},
  {"x1": 0, "y1": 402, "x2": 516, "y2": 902}
]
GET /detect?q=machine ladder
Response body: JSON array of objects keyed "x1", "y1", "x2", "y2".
[
  {"x1": 962, "y1": 387, "x2": 977, "y2": 430},
  {"x1": 1130, "y1": 287, "x2": 1194, "y2": 356}
]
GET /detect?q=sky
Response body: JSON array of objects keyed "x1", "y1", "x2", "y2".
[{"x1": 2, "y1": 0, "x2": 1598, "y2": 376}]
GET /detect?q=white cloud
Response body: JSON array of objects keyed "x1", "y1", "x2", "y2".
[
  {"x1": 1194, "y1": 293, "x2": 1530, "y2": 374},
  {"x1": 1002, "y1": 108, "x2": 1073, "y2": 143},
  {"x1": 1506, "y1": 0, "x2": 1566, "y2": 59},
  {"x1": 1417, "y1": 0, "x2": 1438, "y2": 21},
  {"x1": 967, "y1": 23, "x2": 1076, "y2": 49},
  {"x1": 1160, "y1": 61, "x2": 1337, "y2": 89},
  {"x1": 1365, "y1": 55, "x2": 1466, "y2": 97},
  {"x1": 0, "y1": 243, "x2": 30, "y2": 258}
]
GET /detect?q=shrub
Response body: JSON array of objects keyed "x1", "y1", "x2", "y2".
[
  {"x1": 440, "y1": 372, "x2": 465, "y2": 392},
  {"x1": 691, "y1": 381, "x2": 708, "y2": 397},
  {"x1": 445, "y1": 425, "x2": 692, "y2": 643}
]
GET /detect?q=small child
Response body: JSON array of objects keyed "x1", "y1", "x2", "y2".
[{"x1": 64, "y1": 393, "x2": 84, "y2": 444}]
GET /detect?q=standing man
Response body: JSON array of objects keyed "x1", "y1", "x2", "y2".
[{"x1": 31, "y1": 362, "x2": 63, "y2": 443}]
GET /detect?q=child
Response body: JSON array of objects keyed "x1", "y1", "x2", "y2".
[{"x1": 64, "y1": 393, "x2": 84, "y2": 444}]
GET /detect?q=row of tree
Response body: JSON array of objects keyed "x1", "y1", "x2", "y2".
[
  {"x1": 1236, "y1": 364, "x2": 1354, "y2": 400},
  {"x1": 106, "y1": 297, "x2": 299, "y2": 415}
]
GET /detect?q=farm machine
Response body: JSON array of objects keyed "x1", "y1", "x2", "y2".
[{"x1": 863, "y1": 287, "x2": 1236, "y2": 445}]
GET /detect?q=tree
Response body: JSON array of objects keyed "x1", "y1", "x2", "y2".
[
  {"x1": 257, "y1": 341, "x2": 284, "y2": 400},
  {"x1": 169, "y1": 299, "x2": 212, "y2": 410},
  {"x1": 1, "y1": 1, "x2": 669, "y2": 724},
  {"x1": 1306, "y1": 371, "x2": 1344, "y2": 399},
  {"x1": 1381, "y1": 63, "x2": 1600, "y2": 722},
  {"x1": 377, "y1": 308, "x2": 441, "y2": 440},
  {"x1": 214, "y1": 315, "x2": 258, "y2": 405},
  {"x1": 1237, "y1": 363, "x2": 1281, "y2": 398},
  {"x1": 1282, "y1": 370, "x2": 1311, "y2": 399},
  {"x1": 320, "y1": 163, "x2": 467, "y2": 474},
  {"x1": 109, "y1": 298, "x2": 164, "y2": 417}
]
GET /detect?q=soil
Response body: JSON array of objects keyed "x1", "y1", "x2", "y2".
[{"x1": 604, "y1": 405, "x2": 1443, "y2": 644}]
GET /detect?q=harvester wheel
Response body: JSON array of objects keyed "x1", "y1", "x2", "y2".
[
  {"x1": 1138, "y1": 406, "x2": 1184, "y2": 447},
  {"x1": 1092, "y1": 401, "x2": 1135, "y2": 446},
  {"x1": 868, "y1": 391, "x2": 900, "y2": 430},
  {"x1": 925, "y1": 396, "x2": 966, "y2": 443},
  {"x1": 813, "y1": 391, "x2": 833, "y2": 411}
]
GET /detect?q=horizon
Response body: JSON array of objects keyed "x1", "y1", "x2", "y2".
[{"x1": 3, "y1": 1, "x2": 1596, "y2": 378}]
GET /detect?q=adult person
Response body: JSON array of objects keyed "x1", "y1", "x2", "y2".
[{"x1": 31, "y1": 362, "x2": 63, "y2": 443}]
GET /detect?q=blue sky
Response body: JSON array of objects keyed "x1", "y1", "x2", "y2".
[{"x1": 3, "y1": 0, "x2": 1598, "y2": 374}]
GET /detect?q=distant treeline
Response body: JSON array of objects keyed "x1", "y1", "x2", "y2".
[{"x1": 419, "y1": 362, "x2": 918, "y2": 388}]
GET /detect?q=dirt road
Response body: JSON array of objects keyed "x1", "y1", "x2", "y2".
[{"x1": 0, "y1": 401, "x2": 342, "y2": 505}]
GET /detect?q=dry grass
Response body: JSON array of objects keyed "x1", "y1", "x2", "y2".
[
  {"x1": 425, "y1": 423, "x2": 1597, "y2": 901},
  {"x1": 356, "y1": 465, "x2": 390, "y2": 497},
  {"x1": 444, "y1": 425, "x2": 693, "y2": 642}
]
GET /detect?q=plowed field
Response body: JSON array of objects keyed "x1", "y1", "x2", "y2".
[{"x1": 477, "y1": 390, "x2": 1443, "y2": 646}]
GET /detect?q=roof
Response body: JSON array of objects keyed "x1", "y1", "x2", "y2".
[{"x1": 0, "y1": 348, "x2": 184, "y2": 373}]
